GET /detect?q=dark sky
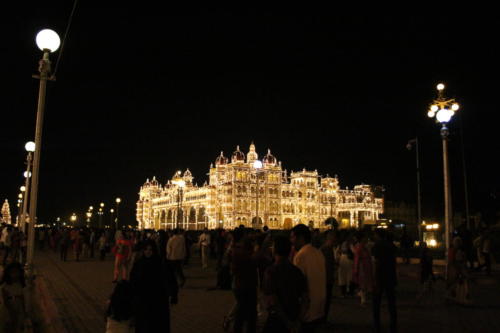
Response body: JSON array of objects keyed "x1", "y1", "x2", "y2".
[{"x1": 2, "y1": 6, "x2": 499, "y2": 225}]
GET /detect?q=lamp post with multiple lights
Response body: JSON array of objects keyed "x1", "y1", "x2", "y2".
[
  {"x1": 175, "y1": 179, "x2": 185, "y2": 229},
  {"x1": 20, "y1": 141, "x2": 35, "y2": 233},
  {"x1": 26, "y1": 29, "x2": 60, "y2": 276},
  {"x1": 98, "y1": 203, "x2": 105, "y2": 228},
  {"x1": 427, "y1": 83, "x2": 460, "y2": 262}
]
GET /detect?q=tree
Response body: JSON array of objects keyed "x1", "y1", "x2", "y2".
[{"x1": 1, "y1": 199, "x2": 12, "y2": 224}]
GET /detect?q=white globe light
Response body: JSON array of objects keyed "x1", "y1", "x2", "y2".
[
  {"x1": 24, "y1": 171, "x2": 32, "y2": 178},
  {"x1": 436, "y1": 108, "x2": 453, "y2": 123},
  {"x1": 25, "y1": 141, "x2": 35, "y2": 152},
  {"x1": 437, "y1": 83, "x2": 445, "y2": 91},
  {"x1": 36, "y1": 29, "x2": 60, "y2": 52},
  {"x1": 253, "y1": 160, "x2": 263, "y2": 169},
  {"x1": 430, "y1": 105, "x2": 439, "y2": 112},
  {"x1": 20, "y1": 186, "x2": 26, "y2": 192},
  {"x1": 427, "y1": 110, "x2": 435, "y2": 118},
  {"x1": 452, "y1": 103, "x2": 460, "y2": 111}
]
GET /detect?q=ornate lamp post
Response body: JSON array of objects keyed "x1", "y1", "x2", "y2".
[
  {"x1": 20, "y1": 142, "x2": 35, "y2": 233},
  {"x1": 252, "y1": 160, "x2": 263, "y2": 228},
  {"x1": 26, "y1": 29, "x2": 60, "y2": 276},
  {"x1": 115, "y1": 197, "x2": 121, "y2": 229},
  {"x1": 175, "y1": 179, "x2": 185, "y2": 229},
  {"x1": 99, "y1": 203, "x2": 105, "y2": 228},
  {"x1": 427, "y1": 83, "x2": 460, "y2": 262},
  {"x1": 70, "y1": 213, "x2": 77, "y2": 226}
]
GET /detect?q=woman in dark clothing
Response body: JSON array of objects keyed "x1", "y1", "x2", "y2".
[{"x1": 129, "y1": 240, "x2": 178, "y2": 333}]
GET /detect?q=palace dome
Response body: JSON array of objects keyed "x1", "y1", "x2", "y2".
[
  {"x1": 215, "y1": 151, "x2": 228, "y2": 165},
  {"x1": 263, "y1": 149, "x2": 276, "y2": 165},
  {"x1": 231, "y1": 146, "x2": 245, "y2": 163}
]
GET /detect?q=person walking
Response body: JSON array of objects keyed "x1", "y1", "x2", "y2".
[
  {"x1": 166, "y1": 229, "x2": 186, "y2": 287},
  {"x1": 353, "y1": 232, "x2": 373, "y2": 306},
  {"x1": 130, "y1": 240, "x2": 178, "y2": 333},
  {"x1": 290, "y1": 224, "x2": 326, "y2": 333},
  {"x1": 113, "y1": 232, "x2": 133, "y2": 283},
  {"x1": 372, "y1": 229, "x2": 398, "y2": 333},
  {"x1": 262, "y1": 236, "x2": 307, "y2": 333},
  {"x1": 230, "y1": 228, "x2": 258, "y2": 333},
  {"x1": 335, "y1": 236, "x2": 354, "y2": 298},
  {"x1": 59, "y1": 229, "x2": 70, "y2": 262},
  {"x1": 98, "y1": 232, "x2": 108, "y2": 261},
  {"x1": 320, "y1": 230, "x2": 335, "y2": 322},
  {"x1": 198, "y1": 228, "x2": 211, "y2": 269}
]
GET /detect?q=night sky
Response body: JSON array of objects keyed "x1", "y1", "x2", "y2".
[{"x1": 2, "y1": 6, "x2": 499, "y2": 225}]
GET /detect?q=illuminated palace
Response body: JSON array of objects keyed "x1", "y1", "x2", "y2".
[{"x1": 136, "y1": 143, "x2": 384, "y2": 230}]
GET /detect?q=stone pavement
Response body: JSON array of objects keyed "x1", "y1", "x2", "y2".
[{"x1": 31, "y1": 249, "x2": 500, "y2": 333}]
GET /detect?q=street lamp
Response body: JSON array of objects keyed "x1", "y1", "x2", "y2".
[
  {"x1": 175, "y1": 179, "x2": 185, "y2": 229},
  {"x1": 70, "y1": 213, "x2": 77, "y2": 225},
  {"x1": 252, "y1": 160, "x2": 263, "y2": 228},
  {"x1": 427, "y1": 82, "x2": 460, "y2": 267},
  {"x1": 98, "y1": 203, "x2": 104, "y2": 228},
  {"x1": 26, "y1": 29, "x2": 60, "y2": 278},
  {"x1": 20, "y1": 142, "x2": 35, "y2": 233},
  {"x1": 110, "y1": 208, "x2": 115, "y2": 226},
  {"x1": 115, "y1": 197, "x2": 121, "y2": 229},
  {"x1": 407, "y1": 138, "x2": 422, "y2": 242}
]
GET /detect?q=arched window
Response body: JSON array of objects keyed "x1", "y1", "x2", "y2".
[
  {"x1": 189, "y1": 207, "x2": 196, "y2": 223},
  {"x1": 197, "y1": 207, "x2": 206, "y2": 221},
  {"x1": 167, "y1": 210, "x2": 173, "y2": 223}
]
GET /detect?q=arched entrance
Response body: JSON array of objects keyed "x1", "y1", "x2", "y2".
[{"x1": 283, "y1": 218, "x2": 293, "y2": 230}]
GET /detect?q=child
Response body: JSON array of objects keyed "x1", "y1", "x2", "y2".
[
  {"x1": 1, "y1": 262, "x2": 31, "y2": 333},
  {"x1": 106, "y1": 280, "x2": 133, "y2": 333}
]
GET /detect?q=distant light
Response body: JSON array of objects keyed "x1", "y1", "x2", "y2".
[
  {"x1": 436, "y1": 109, "x2": 453, "y2": 123},
  {"x1": 18, "y1": 193, "x2": 23, "y2": 199},
  {"x1": 25, "y1": 141, "x2": 36, "y2": 152},
  {"x1": 36, "y1": 29, "x2": 60, "y2": 52},
  {"x1": 253, "y1": 160, "x2": 263, "y2": 169},
  {"x1": 428, "y1": 239, "x2": 437, "y2": 247},
  {"x1": 452, "y1": 103, "x2": 460, "y2": 111},
  {"x1": 24, "y1": 171, "x2": 32, "y2": 178},
  {"x1": 427, "y1": 110, "x2": 435, "y2": 118},
  {"x1": 177, "y1": 179, "x2": 186, "y2": 188},
  {"x1": 433, "y1": 223, "x2": 440, "y2": 229},
  {"x1": 100, "y1": 202, "x2": 105, "y2": 207},
  {"x1": 116, "y1": 197, "x2": 121, "y2": 203},
  {"x1": 430, "y1": 105, "x2": 439, "y2": 112},
  {"x1": 20, "y1": 186, "x2": 26, "y2": 192},
  {"x1": 437, "y1": 83, "x2": 445, "y2": 91}
]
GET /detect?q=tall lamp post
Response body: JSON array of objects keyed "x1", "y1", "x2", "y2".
[
  {"x1": 427, "y1": 83, "x2": 460, "y2": 265},
  {"x1": 115, "y1": 197, "x2": 121, "y2": 229},
  {"x1": 175, "y1": 179, "x2": 185, "y2": 229},
  {"x1": 99, "y1": 202, "x2": 105, "y2": 228},
  {"x1": 70, "y1": 213, "x2": 77, "y2": 226},
  {"x1": 20, "y1": 142, "x2": 35, "y2": 233},
  {"x1": 26, "y1": 29, "x2": 60, "y2": 276},
  {"x1": 407, "y1": 137, "x2": 422, "y2": 242},
  {"x1": 110, "y1": 209, "x2": 115, "y2": 226},
  {"x1": 252, "y1": 160, "x2": 263, "y2": 228}
]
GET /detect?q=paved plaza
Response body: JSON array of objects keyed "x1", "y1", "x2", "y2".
[{"x1": 31, "y1": 249, "x2": 500, "y2": 333}]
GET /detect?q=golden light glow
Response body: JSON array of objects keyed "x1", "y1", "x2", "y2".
[
  {"x1": 428, "y1": 239, "x2": 437, "y2": 247},
  {"x1": 116, "y1": 197, "x2": 121, "y2": 203},
  {"x1": 452, "y1": 103, "x2": 459, "y2": 111},
  {"x1": 430, "y1": 105, "x2": 439, "y2": 112},
  {"x1": 136, "y1": 143, "x2": 384, "y2": 230},
  {"x1": 20, "y1": 186, "x2": 26, "y2": 192},
  {"x1": 100, "y1": 202, "x2": 105, "y2": 207},
  {"x1": 437, "y1": 83, "x2": 445, "y2": 91}
]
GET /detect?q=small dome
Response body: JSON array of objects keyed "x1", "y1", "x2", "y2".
[
  {"x1": 215, "y1": 151, "x2": 228, "y2": 165},
  {"x1": 263, "y1": 149, "x2": 276, "y2": 165},
  {"x1": 231, "y1": 145, "x2": 245, "y2": 163},
  {"x1": 183, "y1": 169, "x2": 192, "y2": 177}
]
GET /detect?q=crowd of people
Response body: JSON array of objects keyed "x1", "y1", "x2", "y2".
[{"x1": 0, "y1": 221, "x2": 496, "y2": 333}]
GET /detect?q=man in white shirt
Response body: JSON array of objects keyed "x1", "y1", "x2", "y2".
[
  {"x1": 198, "y1": 229, "x2": 211, "y2": 269},
  {"x1": 167, "y1": 229, "x2": 187, "y2": 287},
  {"x1": 291, "y1": 224, "x2": 326, "y2": 332}
]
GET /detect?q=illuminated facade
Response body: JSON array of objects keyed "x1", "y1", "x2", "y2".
[{"x1": 136, "y1": 143, "x2": 384, "y2": 230}]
